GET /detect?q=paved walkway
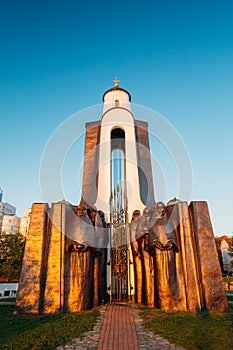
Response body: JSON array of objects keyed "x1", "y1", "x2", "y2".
[
  {"x1": 97, "y1": 303, "x2": 139, "y2": 350},
  {"x1": 56, "y1": 303, "x2": 184, "y2": 350}
]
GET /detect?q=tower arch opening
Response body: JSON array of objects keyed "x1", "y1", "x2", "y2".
[
  {"x1": 110, "y1": 127, "x2": 128, "y2": 301},
  {"x1": 110, "y1": 127, "x2": 125, "y2": 202}
]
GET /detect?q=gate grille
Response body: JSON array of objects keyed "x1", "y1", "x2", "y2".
[{"x1": 110, "y1": 208, "x2": 128, "y2": 301}]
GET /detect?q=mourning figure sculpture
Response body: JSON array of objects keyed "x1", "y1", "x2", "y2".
[
  {"x1": 148, "y1": 201, "x2": 180, "y2": 310},
  {"x1": 136, "y1": 207, "x2": 155, "y2": 307},
  {"x1": 130, "y1": 210, "x2": 143, "y2": 303},
  {"x1": 92, "y1": 209, "x2": 109, "y2": 306},
  {"x1": 68, "y1": 206, "x2": 95, "y2": 311}
]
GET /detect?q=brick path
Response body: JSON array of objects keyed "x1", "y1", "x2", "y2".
[
  {"x1": 56, "y1": 303, "x2": 185, "y2": 350},
  {"x1": 97, "y1": 303, "x2": 139, "y2": 350}
]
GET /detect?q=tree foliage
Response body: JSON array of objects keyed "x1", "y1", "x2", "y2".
[
  {"x1": 215, "y1": 237, "x2": 224, "y2": 273},
  {"x1": 0, "y1": 234, "x2": 25, "y2": 282}
]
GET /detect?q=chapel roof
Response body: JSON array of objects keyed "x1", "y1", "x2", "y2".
[{"x1": 102, "y1": 77, "x2": 131, "y2": 101}]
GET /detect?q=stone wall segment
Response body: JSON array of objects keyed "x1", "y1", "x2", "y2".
[{"x1": 189, "y1": 201, "x2": 228, "y2": 311}]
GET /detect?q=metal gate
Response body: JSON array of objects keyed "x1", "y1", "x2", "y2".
[{"x1": 110, "y1": 207, "x2": 128, "y2": 301}]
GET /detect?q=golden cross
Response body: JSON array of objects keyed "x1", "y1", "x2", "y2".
[{"x1": 112, "y1": 77, "x2": 120, "y2": 87}]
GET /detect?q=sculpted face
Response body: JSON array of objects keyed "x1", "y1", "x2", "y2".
[
  {"x1": 143, "y1": 207, "x2": 151, "y2": 222},
  {"x1": 90, "y1": 209, "x2": 97, "y2": 221},
  {"x1": 77, "y1": 207, "x2": 84, "y2": 219},
  {"x1": 155, "y1": 202, "x2": 166, "y2": 217},
  {"x1": 99, "y1": 210, "x2": 105, "y2": 219},
  {"x1": 132, "y1": 210, "x2": 140, "y2": 221}
]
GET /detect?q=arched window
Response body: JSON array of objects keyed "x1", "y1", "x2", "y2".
[{"x1": 115, "y1": 99, "x2": 120, "y2": 107}]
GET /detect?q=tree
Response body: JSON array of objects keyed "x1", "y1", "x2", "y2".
[
  {"x1": 215, "y1": 237, "x2": 224, "y2": 273},
  {"x1": 227, "y1": 236, "x2": 233, "y2": 268},
  {"x1": 0, "y1": 234, "x2": 25, "y2": 282}
]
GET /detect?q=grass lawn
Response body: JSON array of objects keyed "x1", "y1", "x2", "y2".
[
  {"x1": 0, "y1": 304, "x2": 99, "y2": 350},
  {"x1": 0, "y1": 297, "x2": 16, "y2": 303},
  {"x1": 140, "y1": 305, "x2": 233, "y2": 350}
]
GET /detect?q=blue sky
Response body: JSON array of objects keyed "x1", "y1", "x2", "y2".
[{"x1": 0, "y1": 0, "x2": 233, "y2": 236}]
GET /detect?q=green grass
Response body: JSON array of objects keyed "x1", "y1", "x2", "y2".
[
  {"x1": 0, "y1": 297, "x2": 16, "y2": 303},
  {"x1": 140, "y1": 305, "x2": 233, "y2": 350},
  {"x1": 0, "y1": 304, "x2": 99, "y2": 350}
]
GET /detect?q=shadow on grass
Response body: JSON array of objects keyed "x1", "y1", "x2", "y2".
[{"x1": 0, "y1": 304, "x2": 99, "y2": 350}]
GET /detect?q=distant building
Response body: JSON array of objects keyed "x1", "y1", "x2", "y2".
[
  {"x1": 0, "y1": 282, "x2": 18, "y2": 297},
  {"x1": 0, "y1": 192, "x2": 17, "y2": 231},
  {"x1": 0, "y1": 189, "x2": 20, "y2": 235},
  {"x1": 19, "y1": 208, "x2": 31, "y2": 236},
  {"x1": 0, "y1": 189, "x2": 16, "y2": 217},
  {"x1": 0, "y1": 214, "x2": 20, "y2": 235},
  {"x1": 0, "y1": 202, "x2": 16, "y2": 216},
  {"x1": 217, "y1": 235, "x2": 233, "y2": 273}
]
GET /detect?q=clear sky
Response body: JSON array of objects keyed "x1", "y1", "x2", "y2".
[{"x1": 0, "y1": 0, "x2": 233, "y2": 236}]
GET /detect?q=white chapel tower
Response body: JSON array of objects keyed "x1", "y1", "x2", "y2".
[{"x1": 81, "y1": 78, "x2": 155, "y2": 221}]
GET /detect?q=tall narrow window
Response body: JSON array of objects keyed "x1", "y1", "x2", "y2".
[
  {"x1": 115, "y1": 99, "x2": 120, "y2": 107},
  {"x1": 111, "y1": 128, "x2": 125, "y2": 210}
]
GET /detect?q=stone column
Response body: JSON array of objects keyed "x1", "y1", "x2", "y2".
[
  {"x1": 135, "y1": 120, "x2": 155, "y2": 207},
  {"x1": 189, "y1": 201, "x2": 228, "y2": 311},
  {"x1": 80, "y1": 121, "x2": 101, "y2": 207},
  {"x1": 16, "y1": 203, "x2": 49, "y2": 314},
  {"x1": 43, "y1": 202, "x2": 66, "y2": 313},
  {"x1": 167, "y1": 202, "x2": 202, "y2": 311}
]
